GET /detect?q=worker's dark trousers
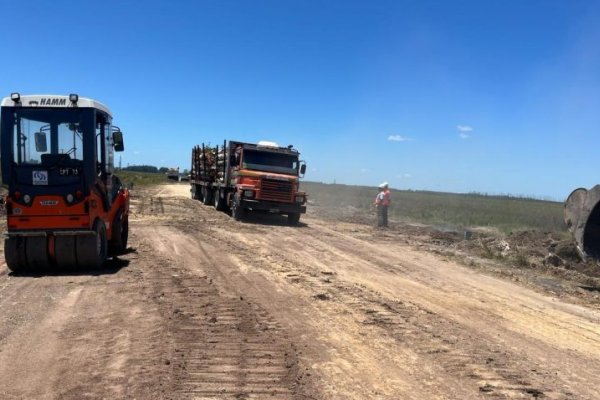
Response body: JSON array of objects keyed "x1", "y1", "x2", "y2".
[{"x1": 377, "y1": 206, "x2": 388, "y2": 227}]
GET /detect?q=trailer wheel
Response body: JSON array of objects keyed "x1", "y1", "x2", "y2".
[
  {"x1": 77, "y1": 220, "x2": 107, "y2": 269},
  {"x1": 232, "y1": 193, "x2": 246, "y2": 221},
  {"x1": 202, "y1": 186, "x2": 212, "y2": 205},
  {"x1": 214, "y1": 189, "x2": 226, "y2": 211},
  {"x1": 287, "y1": 213, "x2": 301, "y2": 225}
]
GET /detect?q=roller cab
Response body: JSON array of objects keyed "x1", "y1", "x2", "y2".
[{"x1": 1, "y1": 93, "x2": 129, "y2": 272}]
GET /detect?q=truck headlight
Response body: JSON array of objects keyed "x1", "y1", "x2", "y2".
[
  {"x1": 23, "y1": 194, "x2": 31, "y2": 204},
  {"x1": 295, "y1": 195, "x2": 305, "y2": 203},
  {"x1": 243, "y1": 190, "x2": 254, "y2": 198}
]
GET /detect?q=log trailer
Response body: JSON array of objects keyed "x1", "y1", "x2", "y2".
[
  {"x1": 191, "y1": 140, "x2": 307, "y2": 224},
  {"x1": 1, "y1": 93, "x2": 129, "y2": 272}
]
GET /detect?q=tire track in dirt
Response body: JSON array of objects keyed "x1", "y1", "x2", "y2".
[
  {"x1": 169, "y1": 196, "x2": 600, "y2": 399},
  {"x1": 194, "y1": 223, "x2": 560, "y2": 398},
  {"x1": 108, "y1": 184, "x2": 600, "y2": 399},
  {"x1": 131, "y1": 193, "x2": 312, "y2": 399}
]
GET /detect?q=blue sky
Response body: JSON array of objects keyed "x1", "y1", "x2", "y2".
[{"x1": 2, "y1": 0, "x2": 599, "y2": 200}]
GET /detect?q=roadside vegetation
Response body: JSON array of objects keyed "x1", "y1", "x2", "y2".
[
  {"x1": 301, "y1": 182, "x2": 566, "y2": 233},
  {"x1": 117, "y1": 170, "x2": 168, "y2": 187}
]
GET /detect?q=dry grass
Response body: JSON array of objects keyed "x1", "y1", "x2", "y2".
[{"x1": 301, "y1": 181, "x2": 566, "y2": 233}]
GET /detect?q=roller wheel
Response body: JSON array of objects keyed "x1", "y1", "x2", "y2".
[
  {"x1": 5, "y1": 237, "x2": 28, "y2": 273},
  {"x1": 5, "y1": 236, "x2": 51, "y2": 273},
  {"x1": 109, "y1": 210, "x2": 129, "y2": 255},
  {"x1": 55, "y1": 236, "x2": 78, "y2": 270},
  {"x1": 77, "y1": 220, "x2": 107, "y2": 269},
  {"x1": 25, "y1": 236, "x2": 51, "y2": 272},
  {"x1": 201, "y1": 186, "x2": 212, "y2": 205},
  {"x1": 232, "y1": 194, "x2": 246, "y2": 221},
  {"x1": 288, "y1": 213, "x2": 301, "y2": 226}
]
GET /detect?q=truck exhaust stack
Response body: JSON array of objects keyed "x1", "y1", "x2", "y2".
[{"x1": 564, "y1": 185, "x2": 600, "y2": 260}]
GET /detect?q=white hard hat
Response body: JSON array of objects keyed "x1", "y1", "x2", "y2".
[{"x1": 379, "y1": 182, "x2": 388, "y2": 188}]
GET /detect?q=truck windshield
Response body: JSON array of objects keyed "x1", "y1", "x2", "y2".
[
  {"x1": 11, "y1": 109, "x2": 85, "y2": 165},
  {"x1": 242, "y1": 149, "x2": 298, "y2": 175}
]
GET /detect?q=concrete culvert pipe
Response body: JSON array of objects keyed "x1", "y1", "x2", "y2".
[{"x1": 564, "y1": 185, "x2": 600, "y2": 260}]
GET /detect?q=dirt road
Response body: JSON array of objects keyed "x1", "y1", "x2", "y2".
[{"x1": 1, "y1": 183, "x2": 599, "y2": 399}]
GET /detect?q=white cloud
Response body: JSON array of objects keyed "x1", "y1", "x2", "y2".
[
  {"x1": 387, "y1": 135, "x2": 412, "y2": 142},
  {"x1": 456, "y1": 125, "x2": 473, "y2": 132},
  {"x1": 397, "y1": 173, "x2": 412, "y2": 179},
  {"x1": 133, "y1": 151, "x2": 141, "y2": 155},
  {"x1": 360, "y1": 168, "x2": 368, "y2": 173},
  {"x1": 457, "y1": 125, "x2": 473, "y2": 139}
]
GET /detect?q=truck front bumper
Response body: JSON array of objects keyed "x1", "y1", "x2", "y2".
[{"x1": 240, "y1": 199, "x2": 306, "y2": 214}]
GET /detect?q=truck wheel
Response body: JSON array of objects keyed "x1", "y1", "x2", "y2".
[
  {"x1": 214, "y1": 189, "x2": 226, "y2": 211},
  {"x1": 77, "y1": 220, "x2": 107, "y2": 269},
  {"x1": 202, "y1": 186, "x2": 212, "y2": 205},
  {"x1": 288, "y1": 213, "x2": 301, "y2": 225},
  {"x1": 232, "y1": 194, "x2": 246, "y2": 221}
]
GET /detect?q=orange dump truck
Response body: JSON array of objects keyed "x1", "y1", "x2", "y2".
[{"x1": 190, "y1": 140, "x2": 307, "y2": 224}]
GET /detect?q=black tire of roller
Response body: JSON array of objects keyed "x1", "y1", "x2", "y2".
[
  {"x1": 26, "y1": 236, "x2": 51, "y2": 272},
  {"x1": 5, "y1": 237, "x2": 27, "y2": 273},
  {"x1": 55, "y1": 236, "x2": 78, "y2": 270},
  {"x1": 77, "y1": 219, "x2": 107, "y2": 269},
  {"x1": 109, "y1": 210, "x2": 128, "y2": 255},
  {"x1": 5, "y1": 236, "x2": 50, "y2": 273}
]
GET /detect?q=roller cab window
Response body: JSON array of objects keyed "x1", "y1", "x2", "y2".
[{"x1": 12, "y1": 109, "x2": 85, "y2": 167}]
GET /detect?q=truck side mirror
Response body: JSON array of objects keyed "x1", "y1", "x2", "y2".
[
  {"x1": 113, "y1": 131, "x2": 124, "y2": 152},
  {"x1": 300, "y1": 164, "x2": 306, "y2": 175},
  {"x1": 34, "y1": 132, "x2": 48, "y2": 152}
]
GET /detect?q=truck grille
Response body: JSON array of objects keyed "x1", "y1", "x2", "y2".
[{"x1": 260, "y1": 179, "x2": 293, "y2": 202}]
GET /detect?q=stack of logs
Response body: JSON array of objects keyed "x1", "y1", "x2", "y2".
[{"x1": 191, "y1": 144, "x2": 227, "y2": 182}]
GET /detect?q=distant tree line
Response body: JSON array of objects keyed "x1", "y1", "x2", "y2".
[{"x1": 121, "y1": 165, "x2": 170, "y2": 173}]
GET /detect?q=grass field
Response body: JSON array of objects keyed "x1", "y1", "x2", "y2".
[
  {"x1": 116, "y1": 170, "x2": 169, "y2": 187},
  {"x1": 301, "y1": 181, "x2": 566, "y2": 233},
  {"x1": 111, "y1": 173, "x2": 566, "y2": 233}
]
